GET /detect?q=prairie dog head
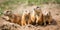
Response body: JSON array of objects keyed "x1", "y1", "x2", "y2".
[
  {"x1": 3, "y1": 10, "x2": 12, "y2": 16},
  {"x1": 34, "y1": 7, "x2": 42, "y2": 16},
  {"x1": 23, "y1": 10, "x2": 30, "y2": 15},
  {"x1": 22, "y1": 10, "x2": 30, "y2": 19},
  {"x1": 34, "y1": 7, "x2": 42, "y2": 13},
  {"x1": 2, "y1": 10, "x2": 12, "y2": 21}
]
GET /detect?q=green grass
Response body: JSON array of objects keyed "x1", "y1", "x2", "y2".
[{"x1": 0, "y1": 0, "x2": 60, "y2": 16}]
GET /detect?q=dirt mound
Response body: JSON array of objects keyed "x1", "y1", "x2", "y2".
[{"x1": 0, "y1": 4, "x2": 60, "y2": 30}]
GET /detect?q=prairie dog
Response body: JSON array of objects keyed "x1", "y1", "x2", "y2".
[
  {"x1": 34, "y1": 7, "x2": 43, "y2": 25},
  {"x1": 21, "y1": 10, "x2": 30, "y2": 26},
  {"x1": 3, "y1": 10, "x2": 21, "y2": 25},
  {"x1": 43, "y1": 11, "x2": 52, "y2": 25}
]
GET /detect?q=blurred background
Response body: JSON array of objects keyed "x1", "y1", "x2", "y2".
[{"x1": 0, "y1": 0, "x2": 60, "y2": 16}]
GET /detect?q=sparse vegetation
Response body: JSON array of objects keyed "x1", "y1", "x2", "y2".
[{"x1": 0, "y1": 0, "x2": 60, "y2": 16}]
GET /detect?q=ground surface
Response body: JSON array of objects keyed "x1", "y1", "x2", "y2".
[{"x1": 0, "y1": 4, "x2": 60, "y2": 30}]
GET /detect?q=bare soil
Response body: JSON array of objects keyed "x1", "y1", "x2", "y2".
[{"x1": 0, "y1": 4, "x2": 60, "y2": 30}]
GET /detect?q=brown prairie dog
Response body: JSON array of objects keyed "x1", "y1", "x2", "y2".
[
  {"x1": 34, "y1": 7, "x2": 43, "y2": 25},
  {"x1": 43, "y1": 11, "x2": 52, "y2": 25},
  {"x1": 21, "y1": 10, "x2": 30, "y2": 26}
]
